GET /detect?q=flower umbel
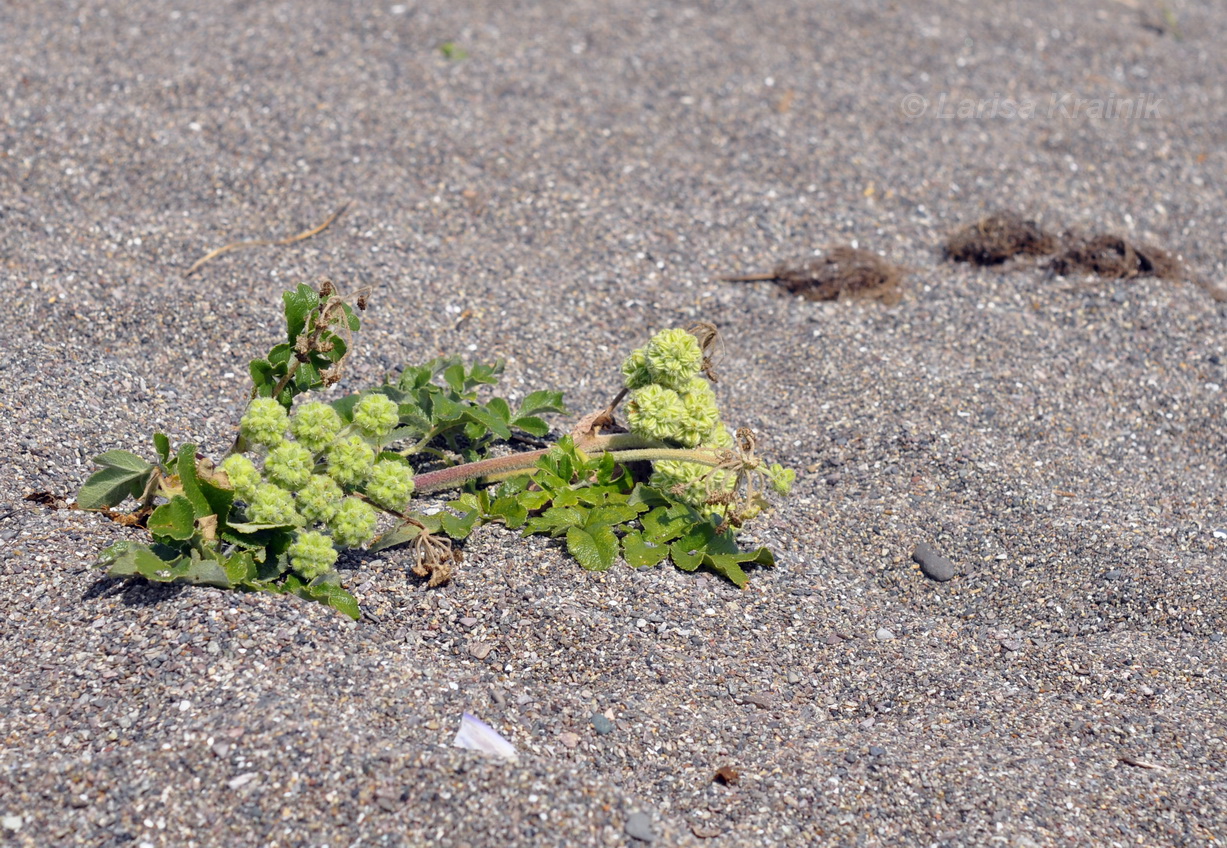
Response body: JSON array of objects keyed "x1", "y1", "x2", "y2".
[
  {"x1": 352, "y1": 393, "x2": 399, "y2": 439},
  {"x1": 290, "y1": 401, "x2": 343, "y2": 454},
  {"x1": 287, "y1": 530, "x2": 339, "y2": 581},
  {"x1": 240, "y1": 397, "x2": 289, "y2": 448}
]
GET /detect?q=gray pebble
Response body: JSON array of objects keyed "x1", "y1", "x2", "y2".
[
  {"x1": 869, "y1": 746, "x2": 886, "y2": 757},
  {"x1": 590, "y1": 713, "x2": 614, "y2": 735},
  {"x1": 625, "y1": 811, "x2": 657, "y2": 842},
  {"x1": 912, "y1": 542, "x2": 956, "y2": 582},
  {"x1": 875, "y1": 628, "x2": 895, "y2": 641}
]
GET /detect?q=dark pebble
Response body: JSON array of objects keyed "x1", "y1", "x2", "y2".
[
  {"x1": 844, "y1": 751, "x2": 859, "y2": 764},
  {"x1": 590, "y1": 713, "x2": 614, "y2": 735},
  {"x1": 625, "y1": 811, "x2": 657, "y2": 843},
  {"x1": 912, "y1": 542, "x2": 956, "y2": 582},
  {"x1": 869, "y1": 746, "x2": 886, "y2": 757}
]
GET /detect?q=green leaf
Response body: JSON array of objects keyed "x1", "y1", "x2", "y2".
[
  {"x1": 584, "y1": 503, "x2": 641, "y2": 529},
  {"x1": 77, "y1": 452, "x2": 154, "y2": 509},
  {"x1": 147, "y1": 496, "x2": 196, "y2": 541},
  {"x1": 91, "y1": 450, "x2": 154, "y2": 473},
  {"x1": 705, "y1": 548, "x2": 774, "y2": 589},
  {"x1": 369, "y1": 521, "x2": 425, "y2": 553},
  {"x1": 283, "y1": 283, "x2": 319, "y2": 344},
  {"x1": 566, "y1": 525, "x2": 619, "y2": 571},
  {"x1": 622, "y1": 531, "x2": 670, "y2": 569},
  {"x1": 523, "y1": 505, "x2": 584, "y2": 537},
  {"x1": 640, "y1": 505, "x2": 693, "y2": 544},
  {"x1": 487, "y1": 495, "x2": 528, "y2": 529},
  {"x1": 465, "y1": 405, "x2": 512, "y2": 440},
  {"x1": 440, "y1": 509, "x2": 480, "y2": 540},
  {"x1": 96, "y1": 540, "x2": 179, "y2": 577},
  {"x1": 76, "y1": 466, "x2": 149, "y2": 510},
  {"x1": 486, "y1": 396, "x2": 511, "y2": 422},
  {"x1": 175, "y1": 443, "x2": 212, "y2": 519},
  {"x1": 249, "y1": 358, "x2": 275, "y2": 396},
  {"x1": 295, "y1": 581, "x2": 360, "y2": 620},
  {"x1": 516, "y1": 389, "x2": 566, "y2": 418},
  {"x1": 153, "y1": 433, "x2": 170, "y2": 465},
  {"x1": 509, "y1": 415, "x2": 549, "y2": 437},
  {"x1": 443, "y1": 363, "x2": 466, "y2": 394},
  {"x1": 223, "y1": 550, "x2": 258, "y2": 584}
]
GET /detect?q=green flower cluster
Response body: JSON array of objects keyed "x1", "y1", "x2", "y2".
[
  {"x1": 221, "y1": 392, "x2": 415, "y2": 582},
  {"x1": 622, "y1": 327, "x2": 794, "y2": 515}
]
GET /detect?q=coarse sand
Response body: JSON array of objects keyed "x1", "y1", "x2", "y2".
[{"x1": 1, "y1": 1, "x2": 1224, "y2": 846}]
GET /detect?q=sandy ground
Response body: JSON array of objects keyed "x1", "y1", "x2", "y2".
[{"x1": 1, "y1": 1, "x2": 1224, "y2": 845}]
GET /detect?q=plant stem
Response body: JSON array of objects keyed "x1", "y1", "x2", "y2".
[{"x1": 411, "y1": 437, "x2": 723, "y2": 495}]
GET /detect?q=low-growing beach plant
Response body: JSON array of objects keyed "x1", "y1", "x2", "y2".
[{"x1": 79, "y1": 281, "x2": 794, "y2": 619}]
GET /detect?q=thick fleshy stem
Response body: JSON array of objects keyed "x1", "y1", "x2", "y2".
[{"x1": 410, "y1": 433, "x2": 725, "y2": 495}]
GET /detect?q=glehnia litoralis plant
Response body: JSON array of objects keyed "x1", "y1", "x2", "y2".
[{"x1": 79, "y1": 281, "x2": 793, "y2": 619}]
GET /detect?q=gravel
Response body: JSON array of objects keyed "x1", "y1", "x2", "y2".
[{"x1": 2, "y1": 0, "x2": 1225, "y2": 846}]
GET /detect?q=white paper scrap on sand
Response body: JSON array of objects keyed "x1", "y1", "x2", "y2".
[{"x1": 453, "y1": 712, "x2": 518, "y2": 761}]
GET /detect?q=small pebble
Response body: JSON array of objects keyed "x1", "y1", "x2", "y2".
[
  {"x1": 869, "y1": 746, "x2": 886, "y2": 757},
  {"x1": 558, "y1": 731, "x2": 580, "y2": 749},
  {"x1": 625, "y1": 811, "x2": 657, "y2": 843},
  {"x1": 590, "y1": 713, "x2": 615, "y2": 735},
  {"x1": 875, "y1": 628, "x2": 895, "y2": 641},
  {"x1": 912, "y1": 542, "x2": 956, "y2": 582},
  {"x1": 467, "y1": 641, "x2": 493, "y2": 660},
  {"x1": 844, "y1": 751, "x2": 859, "y2": 764}
]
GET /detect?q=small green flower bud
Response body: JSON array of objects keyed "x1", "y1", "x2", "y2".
[
  {"x1": 290, "y1": 401, "x2": 343, "y2": 454},
  {"x1": 329, "y1": 497, "x2": 378, "y2": 548},
  {"x1": 365, "y1": 459, "x2": 416, "y2": 513},
  {"x1": 297, "y1": 474, "x2": 344, "y2": 524},
  {"x1": 264, "y1": 441, "x2": 315, "y2": 491},
  {"x1": 620, "y1": 348, "x2": 653, "y2": 390},
  {"x1": 676, "y1": 377, "x2": 720, "y2": 448},
  {"x1": 287, "y1": 530, "x2": 338, "y2": 581},
  {"x1": 352, "y1": 393, "x2": 399, "y2": 439},
  {"x1": 327, "y1": 435, "x2": 376, "y2": 488},
  {"x1": 765, "y1": 463, "x2": 796, "y2": 495},
  {"x1": 246, "y1": 483, "x2": 301, "y2": 526},
  {"x1": 650, "y1": 460, "x2": 735, "y2": 511},
  {"x1": 626, "y1": 384, "x2": 687, "y2": 443},
  {"x1": 240, "y1": 397, "x2": 289, "y2": 448},
  {"x1": 643, "y1": 328, "x2": 703, "y2": 392},
  {"x1": 221, "y1": 454, "x2": 261, "y2": 501}
]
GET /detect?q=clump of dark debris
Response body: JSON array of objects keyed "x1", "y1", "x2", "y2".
[
  {"x1": 1047, "y1": 234, "x2": 1181, "y2": 281},
  {"x1": 720, "y1": 246, "x2": 905, "y2": 304},
  {"x1": 944, "y1": 211, "x2": 1059, "y2": 265}
]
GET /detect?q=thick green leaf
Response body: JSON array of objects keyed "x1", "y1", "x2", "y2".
[
  {"x1": 96, "y1": 541, "x2": 179, "y2": 577},
  {"x1": 77, "y1": 464, "x2": 154, "y2": 510},
  {"x1": 295, "y1": 581, "x2": 361, "y2": 620},
  {"x1": 465, "y1": 405, "x2": 512, "y2": 440},
  {"x1": 283, "y1": 283, "x2": 319, "y2": 344},
  {"x1": 440, "y1": 510, "x2": 480, "y2": 540},
  {"x1": 510, "y1": 415, "x2": 549, "y2": 437},
  {"x1": 584, "y1": 503, "x2": 641, "y2": 529},
  {"x1": 705, "y1": 548, "x2": 774, "y2": 588},
  {"x1": 223, "y1": 550, "x2": 258, "y2": 584},
  {"x1": 176, "y1": 444, "x2": 212, "y2": 518},
  {"x1": 369, "y1": 521, "x2": 425, "y2": 552},
  {"x1": 516, "y1": 389, "x2": 566, "y2": 418},
  {"x1": 566, "y1": 525, "x2": 619, "y2": 572},
  {"x1": 91, "y1": 450, "x2": 154, "y2": 473},
  {"x1": 443, "y1": 363, "x2": 466, "y2": 394},
  {"x1": 148, "y1": 496, "x2": 196, "y2": 541},
  {"x1": 486, "y1": 396, "x2": 511, "y2": 422},
  {"x1": 640, "y1": 505, "x2": 693, "y2": 544},
  {"x1": 153, "y1": 433, "x2": 170, "y2": 465},
  {"x1": 487, "y1": 495, "x2": 528, "y2": 529},
  {"x1": 197, "y1": 477, "x2": 235, "y2": 528},
  {"x1": 523, "y1": 505, "x2": 584, "y2": 537},
  {"x1": 622, "y1": 531, "x2": 670, "y2": 569}
]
